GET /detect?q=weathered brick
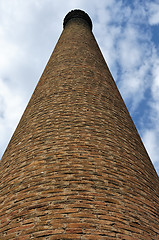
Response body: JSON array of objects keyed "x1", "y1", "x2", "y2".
[{"x1": 0, "y1": 9, "x2": 159, "y2": 240}]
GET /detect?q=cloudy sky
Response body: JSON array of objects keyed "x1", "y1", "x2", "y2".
[{"x1": 0, "y1": 0, "x2": 159, "y2": 175}]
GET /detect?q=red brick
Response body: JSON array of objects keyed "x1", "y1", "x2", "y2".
[{"x1": 0, "y1": 9, "x2": 159, "y2": 240}]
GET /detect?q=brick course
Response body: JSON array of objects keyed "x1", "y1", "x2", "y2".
[{"x1": 0, "y1": 10, "x2": 159, "y2": 239}]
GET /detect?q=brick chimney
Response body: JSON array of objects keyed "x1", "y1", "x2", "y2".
[{"x1": 0, "y1": 10, "x2": 159, "y2": 239}]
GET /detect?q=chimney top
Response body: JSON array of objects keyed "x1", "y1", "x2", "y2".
[{"x1": 63, "y1": 9, "x2": 92, "y2": 30}]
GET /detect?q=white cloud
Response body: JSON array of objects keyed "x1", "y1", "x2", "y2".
[
  {"x1": 0, "y1": 77, "x2": 24, "y2": 156},
  {"x1": 118, "y1": 28, "x2": 142, "y2": 69},
  {"x1": 147, "y1": 1, "x2": 159, "y2": 25},
  {"x1": 143, "y1": 129, "x2": 159, "y2": 173},
  {"x1": 151, "y1": 59, "x2": 159, "y2": 101}
]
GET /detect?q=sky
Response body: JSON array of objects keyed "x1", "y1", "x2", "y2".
[{"x1": 0, "y1": 0, "x2": 159, "y2": 176}]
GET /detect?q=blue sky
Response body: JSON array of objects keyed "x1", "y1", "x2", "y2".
[{"x1": 0, "y1": 0, "x2": 159, "y2": 175}]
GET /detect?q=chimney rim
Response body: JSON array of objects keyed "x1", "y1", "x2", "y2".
[{"x1": 63, "y1": 9, "x2": 93, "y2": 30}]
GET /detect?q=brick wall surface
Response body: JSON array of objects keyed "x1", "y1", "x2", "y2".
[{"x1": 0, "y1": 11, "x2": 159, "y2": 239}]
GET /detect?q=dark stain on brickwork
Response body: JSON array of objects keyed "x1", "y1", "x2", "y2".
[{"x1": 0, "y1": 9, "x2": 159, "y2": 240}]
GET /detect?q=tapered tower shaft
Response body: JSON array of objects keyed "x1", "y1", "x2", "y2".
[{"x1": 0, "y1": 10, "x2": 159, "y2": 239}]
